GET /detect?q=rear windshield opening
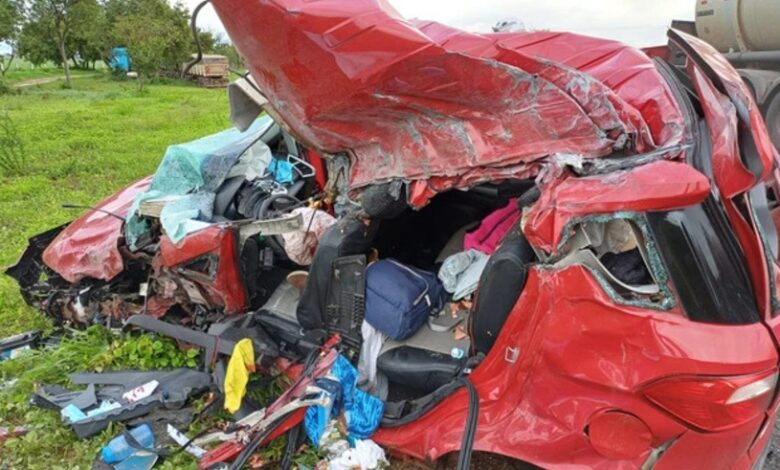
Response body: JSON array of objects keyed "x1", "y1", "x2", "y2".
[{"x1": 647, "y1": 198, "x2": 761, "y2": 325}]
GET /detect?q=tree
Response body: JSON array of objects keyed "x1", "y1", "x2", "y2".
[
  {"x1": 195, "y1": 29, "x2": 214, "y2": 54},
  {"x1": 18, "y1": 17, "x2": 57, "y2": 66},
  {"x1": 20, "y1": 0, "x2": 102, "y2": 86},
  {"x1": 105, "y1": 0, "x2": 191, "y2": 81},
  {"x1": 112, "y1": 2, "x2": 190, "y2": 88},
  {"x1": 212, "y1": 33, "x2": 242, "y2": 70},
  {"x1": 0, "y1": 0, "x2": 22, "y2": 78},
  {"x1": 69, "y1": 1, "x2": 108, "y2": 69}
]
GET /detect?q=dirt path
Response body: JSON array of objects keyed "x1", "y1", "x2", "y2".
[{"x1": 13, "y1": 74, "x2": 100, "y2": 88}]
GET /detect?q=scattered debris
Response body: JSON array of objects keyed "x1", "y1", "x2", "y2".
[
  {"x1": 166, "y1": 424, "x2": 206, "y2": 459},
  {"x1": 101, "y1": 424, "x2": 156, "y2": 464},
  {"x1": 32, "y1": 369, "x2": 211, "y2": 439},
  {"x1": 0, "y1": 426, "x2": 28, "y2": 444},
  {"x1": 0, "y1": 330, "x2": 41, "y2": 361},
  {"x1": 5, "y1": 0, "x2": 780, "y2": 468},
  {"x1": 114, "y1": 451, "x2": 158, "y2": 470},
  {"x1": 224, "y1": 338, "x2": 255, "y2": 413},
  {"x1": 304, "y1": 355, "x2": 384, "y2": 445},
  {"x1": 320, "y1": 438, "x2": 388, "y2": 470}
]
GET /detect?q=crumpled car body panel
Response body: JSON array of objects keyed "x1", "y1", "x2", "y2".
[
  {"x1": 203, "y1": 1, "x2": 780, "y2": 468},
  {"x1": 523, "y1": 160, "x2": 712, "y2": 253},
  {"x1": 10, "y1": 1, "x2": 780, "y2": 468},
  {"x1": 373, "y1": 267, "x2": 779, "y2": 469},
  {"x1": 212, "y1": 0, "x2": 685, "y2": 207},
  {"x1": 42, "y1": 177, "x2": 151, "y2": 283},
  {"x1": 670, "y1": 30, "x2": 780, "y2": 322},
  {"x1": 37, "y1": 183, "x2": 246, "y2": 317},
  {"x1": 157, "y1": 225, "x2": 246, "y2": 314},
  {"x1": 413, "y1": 22, "x2": 686, "y2": 154}
]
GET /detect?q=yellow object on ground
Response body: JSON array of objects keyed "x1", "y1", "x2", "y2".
[{"x1": 224, "y1": 338, "x2": 256, "y2": 413}]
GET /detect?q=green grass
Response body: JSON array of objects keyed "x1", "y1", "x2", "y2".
[
  {"x1": 0, "y1": 73, "x2": 231, "y2": 337},
  {"x1": 2, "y1": 59, "x2": 107, "y2": 85},
  {"x1": 0, "y1": 73, "x2": 231, "y2": 468}
]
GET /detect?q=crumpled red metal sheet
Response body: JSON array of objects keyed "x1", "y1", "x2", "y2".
[
  {"x1": 42, "y1": 177, "x2": 152, "y2": 283},
  {"x1": 212, "y1": 0, "x2": 685, "y2": 207},
  {"x1": 688, "y1": 65, "x2": 754, "y2": 199},
  {"x1": 158, "y1": 225, "x2": 246, "y2": 314},
  {"x1": 373, "y1": 266, "x2": 777, "y2": 468},
  {"x1": 670, "y1": 30, "x2": 777, "y2": 318},
  {"x1": 670, "y1": 31, "x2": 778, "y2": 185},
  {"x1": 523, "y1": 160, "x2": 711, "y2": 253},
  {"x1": 413, "y1": 22, "x2": 685, "y2": 154}
]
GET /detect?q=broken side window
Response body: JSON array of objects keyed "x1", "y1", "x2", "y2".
[{"x1": 539, "y1": 215, "x2": 673, "y2": 310}]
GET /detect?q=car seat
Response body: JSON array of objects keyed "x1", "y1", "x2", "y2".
[{"x1": 375, "y1": 224, "x2": 534, "y2": 393}]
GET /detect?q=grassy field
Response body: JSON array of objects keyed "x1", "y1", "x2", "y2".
[
  {"x1": 3, "y1": 59, "x2": 105, "y2": 85},
  {"x1": 0, "y1": 72, "x2": 232, "y2": 468}
]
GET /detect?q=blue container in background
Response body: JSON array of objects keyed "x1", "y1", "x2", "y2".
[{"x1": 109, "y1": 47, "x2": 131, "y2": 72}]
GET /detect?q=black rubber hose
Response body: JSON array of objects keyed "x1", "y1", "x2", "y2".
[
  {"x1": 281, "y1": 424, "x2": 302, "y2": 470},
  {"x1": 183, "y1": 0, "x2": 212, "y2": 76},
  {"x1": 456, "y1": 377, "x2": 479, "y2": 470}
]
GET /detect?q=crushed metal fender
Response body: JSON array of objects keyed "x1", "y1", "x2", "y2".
[
  {"x1": 211, "y1": 0, "x2": 686, "y2": 207},
  {"x1": 523, "y1": 160, "x2": 711, "y2": 253},
  {"x1": 43, "y1": 177, "x2": 152, "y2": 283}
]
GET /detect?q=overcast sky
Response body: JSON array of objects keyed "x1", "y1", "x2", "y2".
[
  {"x1": 0, "y1": 1, "x2": 696, "y2": 57},
  {"x1": 184, "y1": 0, "x2": 695, "y2": 48}
]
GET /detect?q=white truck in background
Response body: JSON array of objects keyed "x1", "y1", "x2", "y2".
[{"x1": 674, "y1": 0, "x2": 780, "y2": 151}]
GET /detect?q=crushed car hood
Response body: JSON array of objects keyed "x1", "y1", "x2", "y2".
[
  {"x1": 43, "y1": 177, "x2": 151, "y2": 283},
  {"x1": 212, "y1": 0, "x2": 686, "y2": 206}
]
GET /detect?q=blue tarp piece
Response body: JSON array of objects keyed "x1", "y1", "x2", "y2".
[
  {"x1": 125, "y1": 117, "x2": 273, "y2": 249},
  {"x1": 267, "y1": 158, "x2": 294, "y2": 184},
  {"x1": 304, "y1": 355, "x2": 384, "y2": 447},
  {"x1": 109, "y1": 47, "x2": 130, "y2": 72},
  {"x1": 304, "y1": 378, "x2": 341, "y2": 446}
]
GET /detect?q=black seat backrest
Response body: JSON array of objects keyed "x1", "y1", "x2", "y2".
[{"x1": 469, "y1": 226, "x2": 535, "y2": 355}]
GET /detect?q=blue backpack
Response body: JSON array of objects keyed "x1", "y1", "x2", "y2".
[{"x1": 365, "y1": 259, "x2": 447, "y2": 340}]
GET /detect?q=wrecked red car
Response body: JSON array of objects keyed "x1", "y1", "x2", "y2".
[{"x1": 9, "y1": 0, "x2": 780, "y2": 468}]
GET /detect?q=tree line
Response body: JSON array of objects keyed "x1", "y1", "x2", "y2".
[{"x1": 0, "y1": 0, "x2": 240, "y2": 87}]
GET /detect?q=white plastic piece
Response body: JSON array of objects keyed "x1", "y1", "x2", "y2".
[
  {"x1": 166, "y1": 424, "x2": 206, "y2": 459},
  {"x1": 328, "y1": 439, "x2": 388, "y2": 470},
  {"x1": 122, "y1": 380, "x2": 159, "y2": 403}
]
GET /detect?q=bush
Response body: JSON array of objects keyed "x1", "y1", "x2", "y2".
[
  {"x1": 95, "y1": 333, "x2": 199, "y2": 371},
  {"x1": 0, "y1": 80, "x2": 16, "y2": 96}
]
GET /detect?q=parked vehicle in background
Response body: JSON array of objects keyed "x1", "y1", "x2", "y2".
[
  {"x1": 182, "y1": 54, "x2": 229, "y2": 88},
  {"x1": 673, "y1": 0, "x2": 780, "y2": 152}
]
